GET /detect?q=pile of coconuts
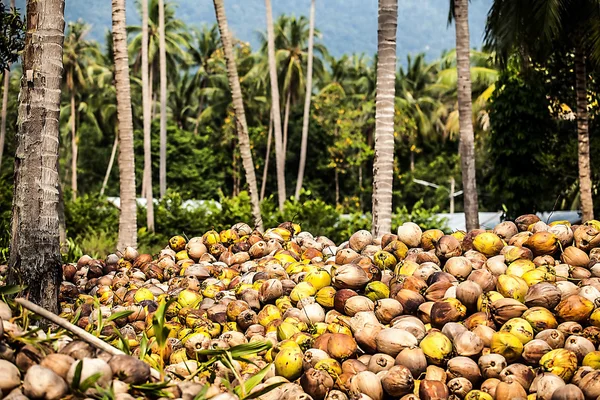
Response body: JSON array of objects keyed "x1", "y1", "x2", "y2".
[{"x1": 3, "y1": 215, "x2": 600, "y2": 400}]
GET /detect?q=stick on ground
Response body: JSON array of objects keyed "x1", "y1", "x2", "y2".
[{"x1": 15, "y1": 298, "x2": 161, "y2": 379}]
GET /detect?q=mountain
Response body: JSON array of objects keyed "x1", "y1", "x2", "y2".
[{"x1": 15, "y1": 0, "x2": 493, "y2": 59}]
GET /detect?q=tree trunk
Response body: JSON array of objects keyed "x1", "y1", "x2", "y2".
[
  {"x1": 70, "y1": 92, "x2": 78, "y2": 201},
  {"x1": 265, "y1": 0, "x2": 286, "y2": 211},
  {"x1": 371, "y1": 0, "x2": 398, "y2": 238},
  {"x1": 142, "y1": 0, "x2": 155, "y2": 232},
  {"x1": 100, "y1": 132, "x2": 118, "y2": 196},
  {"x1": 335, "y1": 168, "x2": 339, "y2": 206},
  {"x1": 282, "y1": 87, "x2": 291, "y2": 156},
  {"x1": 295, "y1": 0, "x2": 316, "y2": 199},
  {"x1": 575, "y1": 45, "x2": 594, "y2": 222},
  {"x1": 57, "y1": 157, "x2": 67, "y2": 254},
  {"x1": 112, "y1": 0, "x2": 137, "y2": 249},
  {"x1": 454, "y1": 0, "x2": 479, "y2": 231},
  {"x1": 9, "y1": 0, "x2": 65, "y2": 313},
  {"x1": 0, "y1": 69, "x2": 9, "y2": 171},
  {"x1": 261, "y1": 111, "x2": 273, "y2": 202},
  {"x1": 213, "y1": 0, "x2": 263, "y2": 231},
  {"x1": 149, "y1": 64, "x2": 154, "y2": 121},
  {"x1": 158, "y1": 0, "x2": 167, "y2": 198},
  {"x1": 193, "y1": 79, "x2": 207, "y2": 135},
  {"x1": 410, "y1": 150, "x2": 415, "y2": 171}
]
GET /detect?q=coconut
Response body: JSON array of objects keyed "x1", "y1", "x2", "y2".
[{"x1": 23, "y1": 365, "x2": 68, "y2": 400}]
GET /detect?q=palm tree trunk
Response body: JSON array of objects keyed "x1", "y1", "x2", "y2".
[
  {"x1": 100, "y1": 132, "x2": 118, "y2": 196},
  {"x1": 213, "y1": 0, "x2": 263, "y2": 231},
  {"x1": 0, "y1": 0, "x2": 15, "y2": 172},
  {"x1": 70, "y1": 92, "x2": 78, "y2": 201},
  {"x1": 282, "y1": 87, "x2": 291, "y2": 156},
  {"x1": 295, "y1": 0, "x2": 316, "y2": 199},
  {"x1": 9, "y1": 0, "x2": 65, "y2": 313},
  {"x1": 158, "y1": 0, "x2": 167, "y2": 198},
  {"x1": 193, "y1": 79, "x2": 207, "y2": 135},
  {"x1": 0, "y1": 69, "x2": 9, "y2": 171},
  {"x1": 261, "y1": 111, "x2": 273, "y2": 202},
  {"x1": 335, "y1": 168, "x2": 340, "y2": 206},
  {"x1": 142, "y1": 0, "x2": 154, "y2": 232},
  {"x1": 575, "y1": 45, "x2": 594, "y2": 222},
  {"x1": 265, "y1": 0, "x2": 286, "y2": 211},
  {"x1": 112, "y1": 0, "x2": 138, "y2": 249},
  {"x1": 371, "y1": 0, "x2": 398, "y2": 238},
  {"x1": 454, "y1": 0, "x2": 479, "y2": 231},
  {"x1": 149, "y1": 64, "x2": 154, "y2": 121}
]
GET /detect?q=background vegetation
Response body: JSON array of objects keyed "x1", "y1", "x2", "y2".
[{"x1": 1, "y1": 1, "x2": 599, "y2": 260}]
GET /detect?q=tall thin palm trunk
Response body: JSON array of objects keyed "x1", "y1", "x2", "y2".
[
  {"x1": 70, "y1": 92, "x2": 78, "y2": 200},
  {"x1": 575, "y1": 45, "x2": 594, "y2": 222},
  {"x1": 213, "y1": 0, "x2": 263, "y2": 231},
  {"x1": 100, "y1": 132, "x2": 118, "y2": 196},
  {"x1": 142, "y1": 0, "x2": 155, "y2": 231},
  {"x1": 282, "y1": 88, "x2": 291, "y2": 155},
  {"x1": 295, "y1": 0, "x2": 316, "y2": 199},
  {"x1": 158, "y1": 0, "x2": 167, "y2": 198},
  {"x1": 112, "y1": 0, "x2": 137, "y2": 249},
  {"x1": 371, "y1": 0, "x2": 398, "y2": 238},
  {"x1": 9, "y1": 0, "x2": 65, "y2": 313},
  {"x1": 261, "y1": 111, "x2": 273, "y2": 202},
  {"x1": 0, "y1": 0, "x2": 15, "y2": 172},
  {"x1": 0, "y1": 69, "x2": 9, "y2": 171},
  {"x1": 265, "y1": 0, "x2": 286, "y2": 210},
  {"x1": 454, "y1": 0, "x2": 479, "y2": 231}
]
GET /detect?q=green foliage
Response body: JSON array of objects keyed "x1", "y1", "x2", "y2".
[
  {"x1": 485, "y1": 63, "x2": 578, "y2": 218},
  {"x1": 0, "y1": 4, "x2": 24, "y2": 70}
]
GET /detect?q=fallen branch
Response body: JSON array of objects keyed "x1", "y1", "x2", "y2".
[{"x1": 15, "y1": 298, "x2": 161, "y2": 380}]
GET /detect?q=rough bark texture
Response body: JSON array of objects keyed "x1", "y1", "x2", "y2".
[
  {"x1": 142, "y1": 0, "x2": 155, "y2": 231},
  {"x1": 9, "y1": 0, "x2": 65, "y2": 313},
  {"x1": 295, "y1": 0, "x2": 316, "y2": 199},
  {"x1": 265, "y1": 0, "x2": 286, "y2": 210},
  {"x1": 158, "y1": 0, "x2": 167, "y2": 198},
  {"x1": 454, "y1": 0, "x2": 479, "y2": 231},
  {"x1": 261, "y1": 111, "x2": 273, "y2": 202},
  {"x1": 372, "y1": 0, "x2": 397, "y2": 238},
  {"x1": 112, "y1": 0, "x2": 138, "y2": 249},
  {"x1": 100, "y1": 133, "x2": 118, "y2": 196},
  {"x1": 70, "y1": 92, "x2": 77, "y2": 200},
  {"x1": 213, "y1": 0, "x2": 263, "y2": 231},
  {"x1": 575, "y1": 45, "x2": 594, "y2": 222},
  {"x1": 0, "y1": 69, "x2": 8, "y2": 170}
]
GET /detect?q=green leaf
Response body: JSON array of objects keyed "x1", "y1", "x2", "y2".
[
  {"x1": 70, "y1": 360, "x2": 83, "y2": 390},
  {"x1": 229, "y1": 341, "x2": 272, "y2": 358},
  {"x1": 0, "y1": 285, "x2": 25, "y2": 295},
  {"x1": 235, "y1": 364, "x2": 273, "y2": 398},
  {"x1": 106, "y1": 310, "x2": 134, "y2": 322},
  {"x1": 242, "y1": 382, "x2": 286, "y2": 400},
  {"x1": 112, "y1": 327, "x2": 131, "y2": 355},
  {"x1": 139, "y1": 332, "x2": 149, "y2": 361},
  {"x1": 193, "y1": 384, "x2": 210, "y2": 400},
  {"x1": 80, "y1": 373, "x2": 103, "y2": 392}
]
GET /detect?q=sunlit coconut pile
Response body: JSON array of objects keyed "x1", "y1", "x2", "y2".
[{"x1": 2, "y1": 215, "x2": 600, "y2": 400}]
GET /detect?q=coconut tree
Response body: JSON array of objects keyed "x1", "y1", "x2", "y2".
[
  {"x1": 142, "y1": 0, "x2": 154, "y2": 231},
  {"x1": 213, "y1": 0, "x2": 263, "y2": 231},
  {"x1": 112, "y1": 0, "x2": 137, "y2": 249},
  {"x1": 486, "y1": 0, "x2": 600, "y2": 222},
  {"x1": 372, "y1": 0, "x2": 398, "y2": 238},
  {"x1": 449, "y1": 0, "x2": 479, "y2": 231},
  {"x1": 295, "y1": 0, "x2": 316, "y2": 199},
  {"x1": 265, "y1": 0, "x2": 286, "y2": 210},
  {"x1": 9, "y1": 0, "x2": 65, "y2": 312},
  {"x1": 63, "y1": 21, "x2": 98, "y2": 200},
  {"x1": 158, "y1": 0, "x2": 167, "y2": 198},
  {"x1": 260, "y1": 15, "x2": 326, "y2": 156}
]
